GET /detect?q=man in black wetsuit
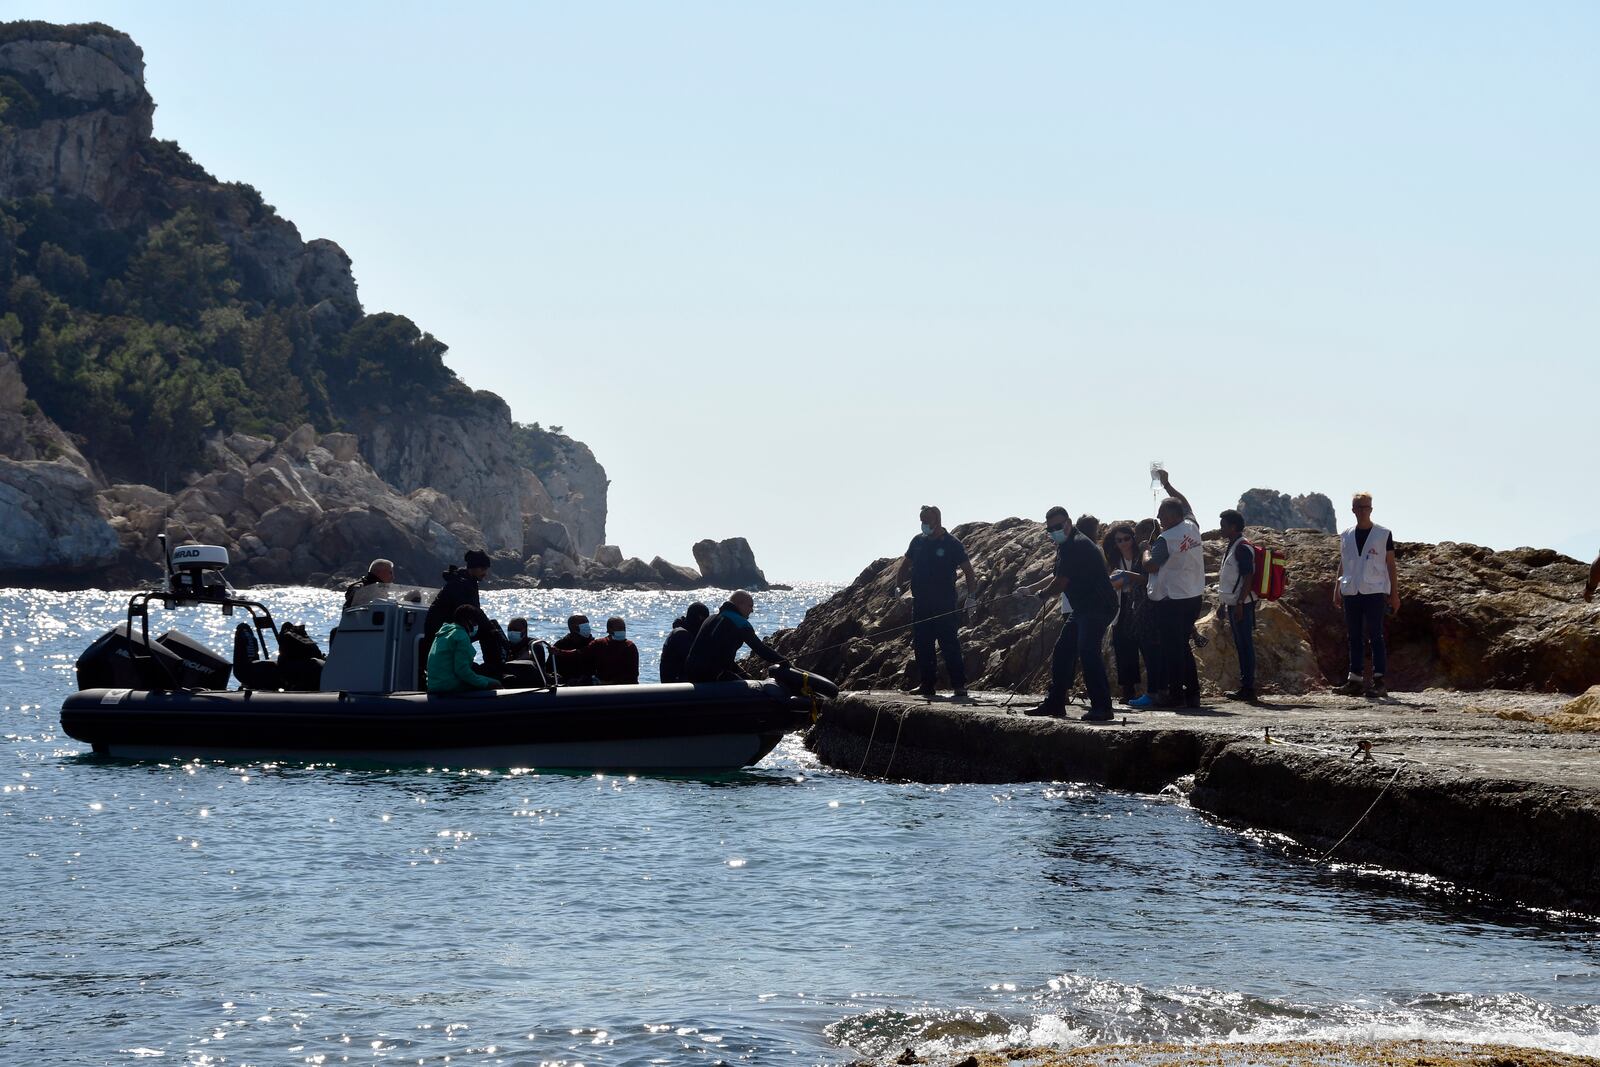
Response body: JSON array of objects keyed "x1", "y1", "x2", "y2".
[
  {"x1": 659, "y1": 601, "x2": 710, "y2": 683},
  {"x1": 894, "y1": 505, "x2": 978, "y2": 699},
  {"x1": 685, "y1": 591, "x2": 785, "y2": 682}
]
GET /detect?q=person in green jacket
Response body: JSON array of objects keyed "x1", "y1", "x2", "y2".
[{"x1": 426, "y1": 605, "x2": 500, "y2": 694}]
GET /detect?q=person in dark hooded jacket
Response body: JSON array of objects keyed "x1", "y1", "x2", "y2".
[
  {"x1": 422, "y1": 550, "x2": 491, "y2": 667},
  {"x1": 685, "y1": 591, "x2": 786, "y2": 683},
  {"x1": 659, "y1": 601, "x2": 710, "y2": 683}
]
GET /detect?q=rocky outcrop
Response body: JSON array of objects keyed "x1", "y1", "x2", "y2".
[
  {"x1": 1237, "y1": 488, "x2": 1337, "y2": 533},
  {"x1": 693, "y1": 537, "x2": 769, "y2": 590},
  {"x1": 764, "y1": 518, "x2": 1600, "y2": 696},
  {"x1": 87, "y1": 424, "x2": 480, "y2": 587},
  {"x1": 1, "y1": 20, "x2": 614, "y2": 585},
  {"x1": 0, "y1": 457, "x2": 120, "y2": 577},
  {"x1": 0, "y1": 24, "x2": 152, "y2": 213}
]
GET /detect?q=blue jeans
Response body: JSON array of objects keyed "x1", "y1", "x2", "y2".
[
  {"x1": 1048, "y1": 612, "x2": 1112, "y2": 712},
  {"x1": 1228, "y1": 600, "x2": 1257, "y2": 690},
  {"x1": 1343, "y1": 593, "x2": 1388, "y2": 677}
]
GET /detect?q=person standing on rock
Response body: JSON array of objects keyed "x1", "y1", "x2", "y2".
[
  {"x1": 1216, "y1": 509, "x2": 1259, "y2": 703},
  {"x1": 685, "y1": 590, "x2": 787, "y2": 683},
  {"x1": 1103, "y1": 524, "x2": 1162, "y2": 707},
  {"x1": 1333, "y1": 492, "x2": 1398, "y2": 697},
  {"x1": 660, "y1": 602, "x2": 711, "y2": 683},
  {"x1": 894, "y1": 505, "x2": 979, "y2": 699},
  {"x1": 1144, "y1": 472, "x2": 1205, "y2": 709},
  {"x1": 343, "y1": 558, "x2": 395, "y2": 608},
  {"x1": 1022, "y1": 506, "x2": 1119, "y2": 721}
]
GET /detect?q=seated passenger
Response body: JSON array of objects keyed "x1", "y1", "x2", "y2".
[
  {"x1": 553, "y1": 613, "x2": 595, "y2": 684},
  {"x1": 685, "y1": 590, "x2": 786, "y2": 683},
  {"x1": 343, "y1": 558, "x2": 395, "y2": 608},
  {"x1": 588, "y1": 617, "x2": 640, "y2": 685},
  {"x1": 426, "y1": 605, "x2": 500, "y2": 694},
  {"x1": 503, "y1": 617, "x2": 533, "y2": 661},
  {"x1": 659, "y1": 601, "x2": 710, "y2": 683}
]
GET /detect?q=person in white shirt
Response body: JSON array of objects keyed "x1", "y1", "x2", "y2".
[
  {"x1": 1143, "y1": 471, "x2": 1205, "y2": 709},
  {"x1": 1333, "y1": 491, "x2": 1399, "y2": 697},
  {"x1": 1215, "y1": 509, "x2": 1258, "y2": 703}
]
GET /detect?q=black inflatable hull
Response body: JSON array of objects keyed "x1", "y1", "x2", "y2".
[{"x1": 60, "y1": 681, "x2": 816, "y2": 772}]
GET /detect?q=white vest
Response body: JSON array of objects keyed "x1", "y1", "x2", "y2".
[
  {"x1": 1150, "y1": 519, "x2": 1206, "y2": 601},
  {"x1": 1218, "y1": 536, "x2": 1256, "y2": 607},
  {"x1": 1339, "y1": 524, "x2": 1392, "y2": 595}
]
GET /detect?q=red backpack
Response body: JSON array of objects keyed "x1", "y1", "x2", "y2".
[{"x1": 1245, "y1": 540, "x2": 1288, "y2": 601}]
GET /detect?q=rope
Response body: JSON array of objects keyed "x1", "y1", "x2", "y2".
[
  {"x1": 1316, "y1": 763, "x2": 1403, "y2": 864},
  {"x1": 882, "y1": 708, "x2": 909, "y2": 779},
  {"x1": 856, "y1": 701, "x2": 887, "y2": 777}
]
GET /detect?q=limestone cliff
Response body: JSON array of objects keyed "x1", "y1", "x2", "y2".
[{"x1": 0, "y1": 20, "x2": 609, "y2": 585}]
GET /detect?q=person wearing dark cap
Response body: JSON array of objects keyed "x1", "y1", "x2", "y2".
[
  {"x1": 660, "y1": 602, "x2": 711, "y2": 683},
  {"x1": 894, "y1": 504, "x2": 978, "y2": 699},
  {"x1": 422, "y1": 549, "x2": 491, "y2": 663}
]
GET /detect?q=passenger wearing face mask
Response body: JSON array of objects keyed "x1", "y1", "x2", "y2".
[
  {"x1": 588, "y1": 616, "x2": 640, "y2": 685},
  {"x1": 502, "y1": 617, "x2": 533, "y2": 661},
  {"x1": 893, "y1": 504, "x2": 979, "y2": 700},
  {"x1": 425, "y1": 605, "x2": 500, "y2": 693},
  {"x1": 553, "y1": 614, "x2": 596, "y2": 684},
  {"x1": 1020, "y1": 506, "x2": 1119, "y2": 721}
]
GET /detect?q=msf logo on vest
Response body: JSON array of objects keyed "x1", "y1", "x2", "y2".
[{"x1": 1176, "y1": 532, "x2": 1202, "y2": 553}]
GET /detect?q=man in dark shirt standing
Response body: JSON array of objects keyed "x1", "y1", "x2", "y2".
[
  {"x1": 1022, "y1": 505, "x2": 1120, "y2": 721},
  {"x1": 895, "y1": 505, "x2": 979, "y2": 700}
]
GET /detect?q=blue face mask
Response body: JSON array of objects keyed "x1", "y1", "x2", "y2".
[
  {"x1": 468, "y1": 626, "x2": 479, "y2": 639},
  {"x1": 508, "y1": 629, "x2": 525, "y2": 643},
  {"x1": 1048, "y1": 528, "x2": 1067, "y2": 544},
  {"x1": 611, "y1": 629, "x2": 627, "y2": 642},
  {"x1": 578, "y1": 623, "x2": 592, "y2": 638},
  {"x1": 920, "y1": 522, "x2": 933, "y2": 536}
]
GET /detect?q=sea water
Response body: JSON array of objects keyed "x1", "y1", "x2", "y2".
[{"x1": 2, "y1": 584, "x2": 1597, "y2": 1066}]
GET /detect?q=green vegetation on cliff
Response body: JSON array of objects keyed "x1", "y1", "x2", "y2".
[{"x1": 0, "y1": 175, "x2": 542, "y2": 481}]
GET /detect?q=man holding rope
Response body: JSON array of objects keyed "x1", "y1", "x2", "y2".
[{"x1": 895, "y1": 505, "x2": 978, "y2": 700}]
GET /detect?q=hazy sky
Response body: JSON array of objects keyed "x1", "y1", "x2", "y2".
[{"x1": 28, "y1": 2, "x2": 1600, "y2": 577}]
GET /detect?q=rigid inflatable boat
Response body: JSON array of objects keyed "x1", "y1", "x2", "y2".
[{"x1": 59, "y1": 542, "x2": 835, "y2": 772}]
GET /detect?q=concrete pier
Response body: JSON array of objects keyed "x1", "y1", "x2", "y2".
[{"x1": 808, "y1": 689, "x2": 1600, "y2": 913}]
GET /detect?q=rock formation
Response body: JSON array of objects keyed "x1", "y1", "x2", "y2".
[
  {"x1": 762, "y1": 519, "x2": 1600, "y2": 696},
  {"x1": 0, "y1": 20, "x2": 611, "y2": 586},
  {"x1": 692, "y1": 537, "x2": 770, "y2": 591},
  {"x1": 1236, "y1": 488, "x2": 1337, "y2": 533}
]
